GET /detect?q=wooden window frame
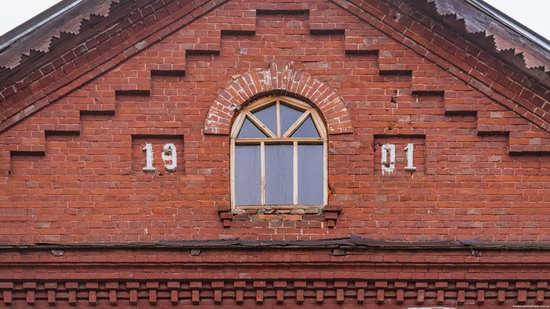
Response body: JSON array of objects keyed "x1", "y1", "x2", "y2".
[{"x1": 230, "y1": 96, "x2": 328, "y2": 210}]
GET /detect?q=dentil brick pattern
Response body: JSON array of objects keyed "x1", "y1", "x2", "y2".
[{"x1": 0, "y1": 0, "x2": 549, "y2": 245}]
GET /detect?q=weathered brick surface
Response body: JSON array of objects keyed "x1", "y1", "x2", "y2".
[{"x1": 0, "y1": 0, "x2": 549, "y2": 245}]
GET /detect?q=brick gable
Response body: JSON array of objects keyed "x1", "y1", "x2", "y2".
[
  {"x1": 0, "y1": 0, "x2": 548, "y2": 241},
  {"x1": 0, "y1": 0, "x2": 549, "y2": 307}
]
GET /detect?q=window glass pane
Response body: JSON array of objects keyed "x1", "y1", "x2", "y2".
[
  {"x1": 252, "y1": 104, "x2": 277, "y2": 135},
  {"x1": 298, "y1": 144, "x2": 324, "y2": 205},
  {"x1": 291, "y1": 116, "x2": 320, "y2": 138},
  {"x1": 238, "y1": 117, "x2": 267, "y2": 138},
  {"x1": 235, "y1": 144, "x2": 261, "y2": 205},
  {"x1": 265, "y1": 144, "x2": 293, "y2": 205},
  {"x1": 280, "y1": 103, "x2": 304, "y2": 135}
]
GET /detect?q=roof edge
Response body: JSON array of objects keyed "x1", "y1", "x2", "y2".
[
  {"x1": 3, "y1": 237, "x2": 550, "y2": 251},
  {"x1": 465, "y1": 0, "x2": 549, "y2": 52},
  {"x1": 0, "y1": 0, "x2": 83, "y2": 52},
  {"x1": 426, "y1": 0, "x2": 550, "y2": 73}
]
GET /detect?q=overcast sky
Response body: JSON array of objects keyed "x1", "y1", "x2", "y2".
[{"x1": 0, "y1": 0, "x2": 548, "y2": 39}]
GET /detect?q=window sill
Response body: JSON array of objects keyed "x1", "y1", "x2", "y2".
[
  {"x1": 235, "y1": 205, "x2": 324, "y2": 214},
  {"x1": 216, "y1": 206, "x2": 342, "y2": 228}
]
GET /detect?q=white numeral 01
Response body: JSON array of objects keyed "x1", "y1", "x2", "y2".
[{"x1": 143, "y1": 143, "x2": 177, "y2": 172}]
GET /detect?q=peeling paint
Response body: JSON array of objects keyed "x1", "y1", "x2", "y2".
[{"x1": 381, "y1": 144, "x2": 396, "y2": 175}]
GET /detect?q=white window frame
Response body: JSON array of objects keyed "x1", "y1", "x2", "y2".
[{"x1": 230, "y1": 95, "x2": 328, "y2": 210}]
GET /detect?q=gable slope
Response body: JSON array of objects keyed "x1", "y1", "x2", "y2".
[
  {"x1": 0, "y1": 0, "x2": 547, "y2": 139},
  {"x1": 0, "y1": 0, "x2": 230, "y2": 130},
  {"x1": 0, "y1": 0, "x2": 118, "y2": 70},
  {"x1": 334, "y1": 0, "x2": 548, "y2": 124}
]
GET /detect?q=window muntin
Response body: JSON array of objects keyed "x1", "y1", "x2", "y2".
[{"x1": 231, "y1": 96, "x2": 327, "y2": 208}]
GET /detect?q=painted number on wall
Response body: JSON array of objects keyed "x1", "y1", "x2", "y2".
[
  {"x1": 142, "y1": 143, "x2": 178, "y2": 172},
  {"x1": 381, "y1": 143, "x2": 416, "y2": 175}
]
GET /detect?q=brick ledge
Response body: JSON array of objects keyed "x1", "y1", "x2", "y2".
[{"x1": 217, "y1": 205, "x2": 342, "y2": 228}]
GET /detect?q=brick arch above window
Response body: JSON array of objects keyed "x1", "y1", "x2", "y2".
[{"x1": 203, "y1": 61, "x2": 353, "y2": 135}]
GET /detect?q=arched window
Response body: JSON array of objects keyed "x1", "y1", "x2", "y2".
[{"x1": 231, "y1": 96, "x2": 327, "y2": 208}]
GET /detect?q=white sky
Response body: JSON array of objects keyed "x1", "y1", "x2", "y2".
[
  {"x1": 484, "y1": 0, "x2": 550, "y2": 40},
  {"x1": 0, "y1": 0, "x2": 548, "y2": 39}
]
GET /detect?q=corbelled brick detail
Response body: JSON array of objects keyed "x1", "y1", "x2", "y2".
[
  {"x1": 203, "y1": 61, "x2": 353, "y2": 135},
  {"x1": 0, "y1": 248, "x2": 549, "y2": 308}
]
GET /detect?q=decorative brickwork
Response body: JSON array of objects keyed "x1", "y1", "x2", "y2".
[
  {"x1": 2, "y1": 277, "x2": 549, "y2": 307},
  {"x1": 0, "y1": 247, "x2": 549, "y2": 308},
  {"x1": 203, "y1": 61, "x2": 353, "y2": 135},
  {"x1": 0, "y1": 0, "x2": 547, "y2": 136}
]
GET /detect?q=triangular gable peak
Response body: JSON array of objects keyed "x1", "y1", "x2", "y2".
[
  {"x1": 0, "y1": 0, "x2": 547, "y2": 133},
  {"x1": 0, "y1": 0, "x2": 549, "y2": 177},
  {"x1": 0, "y1": 1, "x2": 549, "y2": 146}
]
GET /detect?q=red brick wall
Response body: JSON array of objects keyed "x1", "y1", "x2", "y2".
[{"x1": 0, "y1": 0, "x2": 549, "y2": 245}]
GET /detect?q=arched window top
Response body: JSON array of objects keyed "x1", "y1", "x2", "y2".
[
  {"x1": 231, "y1": 96, "x2": 327, "y2": 140},
  {"x1": 231, "y1": 96, "x2": 327, "y2": 209}
]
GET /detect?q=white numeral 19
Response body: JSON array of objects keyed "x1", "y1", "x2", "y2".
[
  {"x1": 381, "y1": 143, "x2": 416, "y2": 175},
  {"x1": 143, "y1": 143, "x2": 178, "y2": 172}
]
